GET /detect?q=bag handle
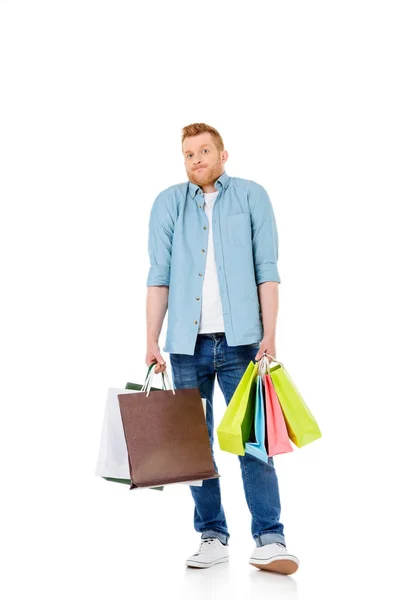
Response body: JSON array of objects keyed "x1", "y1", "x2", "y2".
[
  {"x1": 257, "y1": 354, "x2": 271, "y2": 376},
  {"x1": 256, "y1": 352, "x2": 285, "y2": 377},
  {"x1": 264, "y1": 352, "x2": 285, "y2": 369},
  {"x1": 144, "y1": 363, "x2": 176, "y2": 397},
  {"x1": 141, "y1": 362, "x2": 168, "y2": 392},
  {"x1": 141, "y1": 363, "x2": 165, "y2": 391}
]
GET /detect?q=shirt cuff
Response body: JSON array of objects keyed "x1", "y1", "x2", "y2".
[
  {"x1": 146, "y1": 265, "x2": 170, "y2": 287},
  {"x1": 255, "y1": 262, "x2": 281, "y2": 285}
]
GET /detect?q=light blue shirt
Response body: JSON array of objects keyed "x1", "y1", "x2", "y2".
[{"x1": 146, "y1": 170, "x2": 281, "y2": 355}]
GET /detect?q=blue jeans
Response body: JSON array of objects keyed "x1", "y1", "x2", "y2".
[{"x1": 169, "y1": 332, "x2": 286, "y2": 548}]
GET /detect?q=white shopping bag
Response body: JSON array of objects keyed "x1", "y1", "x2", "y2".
[{"x1": 95, "y1": 387, "x2": 206, "y2": 487}]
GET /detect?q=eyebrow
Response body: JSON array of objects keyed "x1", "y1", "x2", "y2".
[{"x1": 185, "y1": 144, "x2": 210, "y2": 154}]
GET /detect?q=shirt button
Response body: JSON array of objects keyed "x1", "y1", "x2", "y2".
[
  {"x1": 196, "y1": 297, "x2": 200, "y2": 300},
  {"x1": 203, "y1": 226, "x2": 207, "y2": 230},
  {"x1": 201, "y1": 249, "x2": 205, "y2": 253},
  {"x1": 194, "y1": 320, "x2": 198, "y2": 324},
  {"x1": 199, "y1": 273, "x2": 203, "y2": 276},
  {"x1": 198, "y1": 204, "x2": 202, "y2": 208}
]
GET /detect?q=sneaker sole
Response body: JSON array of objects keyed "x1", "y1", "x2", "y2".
[
  {"x1": 249, "y1": 555, "x2": 299, "y2": 575},
  {"x1": 186, "y1": 556, "x2": 229, "y2": 568}
]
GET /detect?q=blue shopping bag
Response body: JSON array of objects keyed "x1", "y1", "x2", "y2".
[{"x1": 245, "y1": 375, "x2": 269, "y2": 463}]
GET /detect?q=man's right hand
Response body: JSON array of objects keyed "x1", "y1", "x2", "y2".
[{"x1": 146, "y1": 341, "x2": 166, "y2": 374}]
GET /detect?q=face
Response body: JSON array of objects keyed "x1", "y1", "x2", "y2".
[{"x1": 183, "y1": 132, "x2": 228, "y2": 191}]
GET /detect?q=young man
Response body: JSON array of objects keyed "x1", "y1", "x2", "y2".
[{"x1": 145, "y1": 123, "x2": 299, "y2": 575}]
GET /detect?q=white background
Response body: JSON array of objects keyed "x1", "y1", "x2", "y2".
[{"x1": 1, "y1": 1, "x2": 399, "y2": 598}]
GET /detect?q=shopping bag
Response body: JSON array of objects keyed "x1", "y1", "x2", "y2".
[
  {"x1": 245, "y1": 374, "x2": 269, "y2": 463},
  {"x1": 264, "y1": 353, "x2": 322, "y2": 448},
  {"x1": 125, "y1": 367, "x2": 208, "y2": 488},
  {"x1": 217, "y1": 360, "x2": 258, "y2": 455},
  {"x1": 117, "y1": 364, "x2": 220, "y2": 489}
]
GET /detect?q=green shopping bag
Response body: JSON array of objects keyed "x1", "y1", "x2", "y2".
[
  {"x1": 216, "y1": 361, "x2": 259, "y2": 455},
  {"x1": 265, "y1": 354, "x2": 322, "y2": 448}
]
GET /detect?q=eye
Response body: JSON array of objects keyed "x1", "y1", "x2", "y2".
[{"x1": 202, "y1": 149, "x2": 209, "y2": 153}]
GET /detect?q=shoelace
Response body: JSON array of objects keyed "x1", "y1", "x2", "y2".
[{"x1": 194, "y1": 538, "x2": 219, "y2": 555}]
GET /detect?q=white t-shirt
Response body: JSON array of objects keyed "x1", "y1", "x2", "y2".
[{"x1": 198, "y1": 191, "x2": 225, "y2": 333}]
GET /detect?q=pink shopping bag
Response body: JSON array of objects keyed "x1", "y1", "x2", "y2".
[{"x1": 263, "y1": 372, "x2": 293, "y2": 456}]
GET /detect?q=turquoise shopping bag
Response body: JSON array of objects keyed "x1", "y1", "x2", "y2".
[{"x1": 245, "y1": 375, "x2": 269, "y2": 463}]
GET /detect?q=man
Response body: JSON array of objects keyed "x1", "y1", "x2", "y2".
[{"x1": 145, "y1": 122, "x2": 299, "y2": 575}]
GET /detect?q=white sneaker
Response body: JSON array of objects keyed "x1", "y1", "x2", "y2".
[
  {"x1": 186, "y1": 537, "x2": 229, "y2": 568},
  {"x1": 249, "y1": 542, "x2": 299, "y2": 575}
]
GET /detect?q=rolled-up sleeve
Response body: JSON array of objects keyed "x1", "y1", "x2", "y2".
[
  {"x1": 146, "y1": 192, "x2": 174, "y2": 287},
  {"x1": 250, "y1": 184, "x2": 281, "y2": 285}
]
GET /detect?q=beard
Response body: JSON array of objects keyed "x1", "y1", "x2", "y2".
[{"x1": 188, "y1": 162, "x2": 222, "y2": 186}]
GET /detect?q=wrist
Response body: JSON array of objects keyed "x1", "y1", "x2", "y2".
[{"x1": 262, "y1": 333, "x2": 276, "y2": 341}]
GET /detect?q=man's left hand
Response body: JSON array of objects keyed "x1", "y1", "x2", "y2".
[{"x1": 254, "y1": 336, "x2": 276, "y2": 363}]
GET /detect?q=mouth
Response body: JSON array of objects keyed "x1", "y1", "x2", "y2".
[{"x1": 194, "y1": 167, "x2": 206, "y2": 172}]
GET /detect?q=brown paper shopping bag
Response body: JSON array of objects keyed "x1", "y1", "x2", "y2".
[{"x1": 118, "y1": 364, "x2": 219, "y2": 490}]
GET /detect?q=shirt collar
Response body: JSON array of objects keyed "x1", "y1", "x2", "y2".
[{"x1": 188, "y1": 170, "x2": 230, "y2": 199}]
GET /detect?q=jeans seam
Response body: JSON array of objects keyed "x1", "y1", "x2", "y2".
[
  {"x1": 216, "y1": 371, "x2": 229, "y2": 407},
  {"x1": 241, "y1": 455, "x2": 263, "y2": 534}
]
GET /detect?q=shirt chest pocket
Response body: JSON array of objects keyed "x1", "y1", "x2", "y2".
[{"x1": 227, "y1": 212, "x2": 252, "y2": 247}]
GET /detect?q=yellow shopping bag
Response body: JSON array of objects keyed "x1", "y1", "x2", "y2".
[
  {"x1": 264, "y1": 354, "x2": 322, "y2": 448},
  {"x1": 216, "y1": 361, "x2": 259, "y2": 455}
]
